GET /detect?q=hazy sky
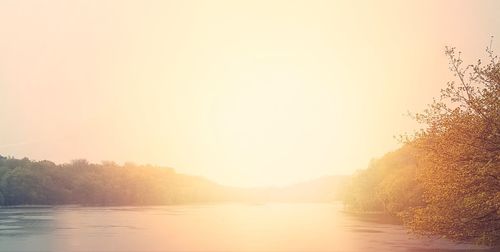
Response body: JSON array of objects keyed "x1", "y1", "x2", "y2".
[{"x1": 0, "y1": 0, "x2": 499, "y2": 186}]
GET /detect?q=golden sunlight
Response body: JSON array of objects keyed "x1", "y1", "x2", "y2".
[{"x1": 0, "y1": 1, "x2": 499, "y2": 250}]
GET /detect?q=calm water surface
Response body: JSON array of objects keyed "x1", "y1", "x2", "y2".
[{"x1": 0, "y1": 203, "x2": 490, "y2": 252}]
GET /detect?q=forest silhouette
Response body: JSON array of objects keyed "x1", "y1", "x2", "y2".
[{"x1": 0, "y1": 156, "x2": 345, "y2": 206}]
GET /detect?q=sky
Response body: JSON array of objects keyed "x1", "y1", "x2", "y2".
[{"x1": 0, "y1": 0, "x2": 499, "y2": 187}]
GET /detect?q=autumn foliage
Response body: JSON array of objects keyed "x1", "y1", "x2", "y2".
[
  {"x1": 402, "y1": 45, "x2": 500, "y2": 245},
  {"x1": 345, "y1": 44, "x2": 500, "y2": 245}
]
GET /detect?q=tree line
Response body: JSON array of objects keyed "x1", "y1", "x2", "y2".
[
  {"x1": 0, "y1": 156, "x2": 345, "y2": 207},
  {"x1": 0, "y1": 157, "x2": 234, "y2": 206},
  {"x1": 344, "y1": 44, "x2": 499, "y2": 245}
]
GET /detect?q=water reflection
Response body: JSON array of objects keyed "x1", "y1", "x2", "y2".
[{"x1": 0, "y1": 204, "x2": 492, "y2": 252}]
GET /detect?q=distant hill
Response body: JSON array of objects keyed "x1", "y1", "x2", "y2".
[{"x1": 235, "y1": 176, "x2": 349, "y2": 202}]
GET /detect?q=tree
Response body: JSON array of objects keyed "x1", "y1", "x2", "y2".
[
  {"x1": 402, "y1": 43, "x2": 500, "y2": 245},
  {"x1": 343, "y1": 145, "x2": 424, "y2": 214}
]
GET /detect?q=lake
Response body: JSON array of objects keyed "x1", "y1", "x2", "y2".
[{"x1": 0, "y1": 203, "x2": 490, "y2": 252}]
